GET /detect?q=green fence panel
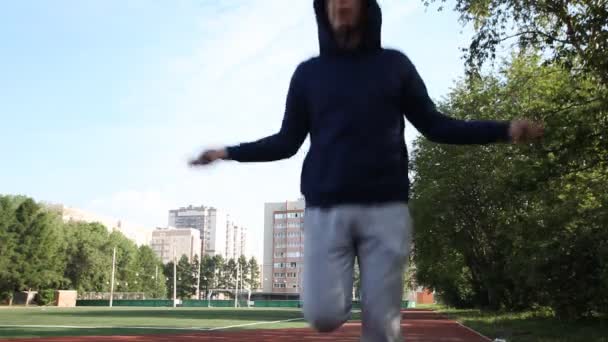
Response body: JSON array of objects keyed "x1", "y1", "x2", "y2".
[
  {"x1": 76, "y1": 300, "x2": 108, "y2": 306},
  {"x1": 183, "y1": 300, "x2": 234, "y2": 307},
  {"x1": 252, "y1": 300, "x2": 300, "y2": 308},
  {"x1": 212, "y1": 300, "x2": 236, "y2": 307},
  {"x1": 76, "y1": 299, "x2": 173, "y2": 307},
  {"x1": 182, "y1": 300, "x2": 205, "y2": 307},
  {"x1": 112, "y1": 300, "x2": 173, "y2": 307},
  {"x1": 76, "y1": 299, "x2": 409, "y2": 309}
]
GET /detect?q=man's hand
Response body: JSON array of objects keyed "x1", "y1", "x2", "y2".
[
  {"x1": 509, "y1": 120, "x2": 544, "y2": 144},
  {"x1": 189, "y1": 148, "x2": 228, "y2": 167}
]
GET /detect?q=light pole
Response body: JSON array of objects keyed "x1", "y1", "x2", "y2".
[
  {"x1": 196, "y1": 261, "x2": 201, "y2": 300},
  {"x1": 173, "y1": 247, "x2": 177, "y2": 308},
  {"x1": 284, "y1": 279, "x2": 287, "y2": 301},
  {"x1": 201, "y1": 276, "x2": 206, "y2": 300},
  {"x1": 109, "y1": 247, "x2": 116, "y2": 308},
  {"x1": 155, "y1": 265, "x2": 159, "y2": 298},
  {"x1": 234, "y1": 263, "x2": 240, "y2": 308}
]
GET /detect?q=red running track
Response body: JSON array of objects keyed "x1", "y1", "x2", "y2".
[{"x1": 2, "y1": 310, "x2": 491, "y2": 341}]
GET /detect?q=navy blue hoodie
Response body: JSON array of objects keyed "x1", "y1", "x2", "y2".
[{"x1": 227, "y1": 0, "x2": 510, "y2": 207}]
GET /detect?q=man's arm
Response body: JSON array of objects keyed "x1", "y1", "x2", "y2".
[
  {"x1": 190, "y1": 66, "x2": 309, "y2": 166},
  {"x1": 400, "y1": 55, "x2": 512, "y2": 145}
]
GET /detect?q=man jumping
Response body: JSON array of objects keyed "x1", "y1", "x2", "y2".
[{"x1": 190, "y1": 0, "x2": 543, "y2": 340}]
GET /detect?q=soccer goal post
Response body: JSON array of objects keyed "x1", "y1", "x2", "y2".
[{"x1": 206, "y1": 288, "x2": 252, "y2": 308}]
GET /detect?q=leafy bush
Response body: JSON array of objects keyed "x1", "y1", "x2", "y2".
[{"x1": 36, "y1": 289, "x2": 56, "y2": 306}]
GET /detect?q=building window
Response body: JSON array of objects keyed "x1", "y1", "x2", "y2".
[
  {"x1": 274, "y1": 263, "x2": 285, "y2": 268},
  {"x1": 274, "y1": 213, "x2": 286, "y2": 219},
  {"x1": 273, "y1": 283, "x2": 287, "y2": 288},
  {"x1": 289, "y1": 262, "x2": 297, "y2": 268}
]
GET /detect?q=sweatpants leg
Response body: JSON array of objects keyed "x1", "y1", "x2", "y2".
[
  {"x1": 302, "y1": 207, "x2": 356, "y2": 332},
  {"x1": 356, "y1": 203, "x2": 412, "y2": 342}
]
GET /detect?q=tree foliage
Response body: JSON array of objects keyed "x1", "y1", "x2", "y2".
[
  {"x1": 410, "y1": 53, "x2": 607, "y2": 318},
  {"x1": 247, "y1": 257, "x2": 261, "y2": 289},
  {"x1": 62, "y1": 222, "x2": 113, "y2": 293},
  {"x1": 425, "y1": 0, "x2": 608, "y2": 84},
  {"x1": 415, "y1": 0, "x2": 607, "y2": 319},
  {"x1": 134, "y1": 245, "x2": 166, "y2": 298},
  {"x1": 0, "y1": 197, "x2": 64, "y2": 298},
  {"x1": 176, "y1": 255, "x2": 197, "y2": 299},
  {"x1": 0, "y1": 195, "x2": 166, "y2": 301},
  {"x1": 163, "y1": 253, "x2": 261, "y2": 300}
]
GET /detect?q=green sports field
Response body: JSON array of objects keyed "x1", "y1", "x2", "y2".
[{"x1": 0, "y1": 307, "x2": 348, "y2": 339}]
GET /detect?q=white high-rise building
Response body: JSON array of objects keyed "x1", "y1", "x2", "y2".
[
  {"x1": 168, "y1": 205, "x2": 227, "y2": 257},
  {"x1": 225, "y1": 219, "x2": 247, "y2": 260},
  {"x1": 206, "y1": 207, "x2": 227, "y2": 257},
  {"x1": 150, "y1": 228, "x2": 201, "y2": 264},
  {"x1": 263, "y1": 198, "x2": 305, "y2": 294}
]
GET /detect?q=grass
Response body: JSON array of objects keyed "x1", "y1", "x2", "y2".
[
  {"x1": 432, "y1": 305, "x2": 608, "y2": 342},
  {"x1": 413, "y1": 303, "x2": 440, "y2": 310},
  {"x1": 0, "y1": 307, "x2": 331, "y2": 339},
  {"x1": 6, "y1": 304, "x2": 605, "y2": 341}
]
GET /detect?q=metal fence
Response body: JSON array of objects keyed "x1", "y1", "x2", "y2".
[
  {"x1": 76, "y1": 299, "x2": 412, "y2": 308},
  {"x1": 78, "y1": 292, "x2": 146, "y2": 300}
]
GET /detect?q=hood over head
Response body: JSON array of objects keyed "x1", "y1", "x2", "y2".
[{"x1": 313, "y1": 0, "x2": 382, "y2": 55}]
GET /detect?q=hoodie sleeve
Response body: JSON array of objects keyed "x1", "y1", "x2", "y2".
[
  {"x1": 399, "y1": 54, "x2": 511, "y2": 145},
  {"x1": 226, "y1": 65, "x2": 309, "y2": 162}
]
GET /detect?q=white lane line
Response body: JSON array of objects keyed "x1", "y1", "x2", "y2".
[
  {"x1": 0, "y1": 325, "x2": 208, "y2": 331},
  {"x1": 453, "y1": 321, "x2": 493, "y2": 341},
  {"x1": 207, "y1": 317, "x2": 305, "y2": 331},
  {"x1": 0, "y1": 318, "x2": 307, "y2": 332}
]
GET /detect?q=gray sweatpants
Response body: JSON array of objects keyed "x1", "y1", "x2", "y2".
[{"x1": 302, "y1": 203, "x2": 412, "y2": 342}]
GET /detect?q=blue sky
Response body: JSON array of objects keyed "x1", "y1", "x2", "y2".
[{"x1": 0, "y1": 0, "x2": 472, "y2": 259}]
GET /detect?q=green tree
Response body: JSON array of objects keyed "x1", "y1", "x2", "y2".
[
  {"x1": 0, "y1": 196, "x2": 20, "y2": 303},
  {"x1": 410, "y1": 53, "x2": 607, "y2": 317},
  {"x1": 134, "y1": 246, "x2": 166, "y2": 298},
  {"x1": 175, "y1": 255, "x2": 196, "y2": 299},
  {"x1": 221, "y1": 259, "x2": 237, "y2": 290},
  {"x1": 0, "y1": 198, "x2": 64, "y2": 295},
  {"x1": 62, "y1": 222, "x2": 112, "y2": 293},
  {"x1": 237, "y1": 255, "x2": 249, "y2": 289},
  {"x1": 107, "y1": 231, "x2": 139, "y2": 294},
  {"x1": 191, "y1": 255, "x2": 200, "y2": 299},
  {"x1": 247, "y1": 257, "x2": 261, "y2": 289},
  {"x1": 199, "y1": 255, "x2": 213, "y2": 297},
  {"x1": 425, "y1": 0, "x2": 608, "y2": 85},
  {"x1": 163, "y1": 261, "x2": 174, "y2": 299},
  {"x1": 208, "y1": 255, "x2": 225, "y2": 292}
]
